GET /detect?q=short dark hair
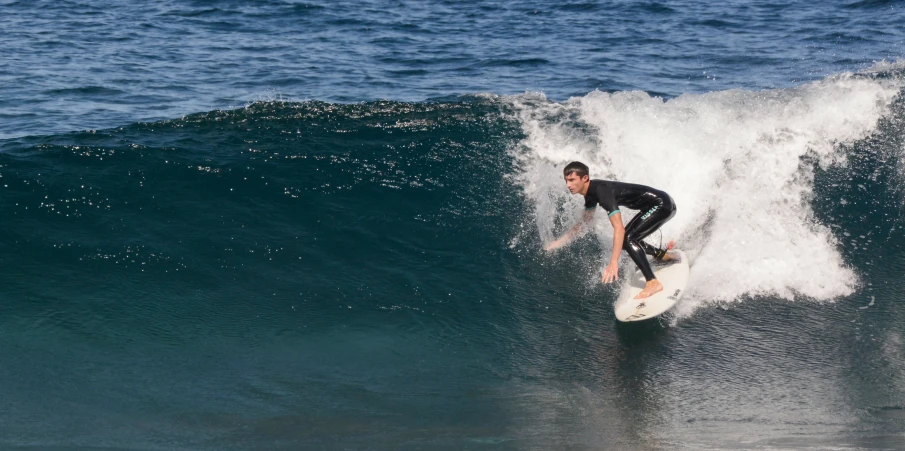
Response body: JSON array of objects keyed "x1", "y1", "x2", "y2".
[{"x1": 563, "y1": 161, "x2": 589, "y2": 178}]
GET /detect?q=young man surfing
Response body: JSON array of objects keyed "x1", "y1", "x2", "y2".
[{"x1": 545, "y1": 161, "x2": 677, "y2": 299}]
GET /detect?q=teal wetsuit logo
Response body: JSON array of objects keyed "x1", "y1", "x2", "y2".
[{"x1": 640, "y1": 205, "x2": 659, "y2": 220}]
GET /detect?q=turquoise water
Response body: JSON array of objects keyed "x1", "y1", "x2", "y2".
[{"x1": 2, "y1": 1, "x2": 905, "y2": 449}]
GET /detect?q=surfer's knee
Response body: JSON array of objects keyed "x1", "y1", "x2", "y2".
[{"x1": 623, "y1": 238, "x2": 639, "y2": 252}]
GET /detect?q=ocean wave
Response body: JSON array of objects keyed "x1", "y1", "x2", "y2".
[{"x1": 508, "y1": 64, "x2": 905, "y2": 316}]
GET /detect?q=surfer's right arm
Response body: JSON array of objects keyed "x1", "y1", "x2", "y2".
[{"x1": 544, "y1": 209, "x2": 595, "y2": 251}]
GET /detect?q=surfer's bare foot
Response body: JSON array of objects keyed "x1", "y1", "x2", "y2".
[{"x1": 635, "y1": 279, "x2": 663, "y2": 299}]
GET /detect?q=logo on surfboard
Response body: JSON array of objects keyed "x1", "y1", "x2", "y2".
[{"x1": 667, "y1": 289, "x2": 681, "y2": 301}]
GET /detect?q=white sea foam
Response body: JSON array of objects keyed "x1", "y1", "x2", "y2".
[{"x1": 509, "y1": 72, "x2": 903, "y2": 316}]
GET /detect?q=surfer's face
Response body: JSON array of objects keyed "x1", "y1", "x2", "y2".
[{"x1": 564, "y1": 173, "x2": 589, "y2": 195}]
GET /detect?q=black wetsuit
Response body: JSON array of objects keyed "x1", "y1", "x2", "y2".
[{"x1": 584, "y1": 180, "x2": 676, "y2": 281}]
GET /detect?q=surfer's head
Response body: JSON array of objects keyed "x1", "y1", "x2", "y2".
[{"x1": 563, "y1": 161, "x2": 590, "y2": 195}]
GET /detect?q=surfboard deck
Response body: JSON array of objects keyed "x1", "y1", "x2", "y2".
[{"x1": 613, "y1": 250, "x2": 689, "y2": 322}]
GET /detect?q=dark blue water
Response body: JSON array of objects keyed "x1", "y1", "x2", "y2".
[
  {"x1": 3, "y1": 0, "x2": 905, "y2": 138},
  {"x1": 2, "y1": 1, "x2": 905, "y2": 449}
]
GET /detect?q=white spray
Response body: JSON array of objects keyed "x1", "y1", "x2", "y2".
[{"x1": 509, "y1": 71, "x2": 903, "y2": 316}]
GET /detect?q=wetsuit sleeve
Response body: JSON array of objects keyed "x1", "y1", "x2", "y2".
[
  {"x1": 584, "y1": 195, "x2": 598, "y2": 210},
  {"x1": 597, "y1": 184, "x2": 620, "y2": 217}
]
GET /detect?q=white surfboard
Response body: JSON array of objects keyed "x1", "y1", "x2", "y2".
[{"x1": 613, "y1": 250, "x2": 689, "y2": 322}]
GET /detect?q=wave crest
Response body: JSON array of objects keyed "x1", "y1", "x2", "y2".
[{"x1": 509, "y1": 71, "x2": 904, "y2": 315}]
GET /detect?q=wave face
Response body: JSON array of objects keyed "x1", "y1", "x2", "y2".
[
  {"x1": 2, "y1": 67, "x2": 905, "y2": 448},
  {"x1": 0, "y1": 99, "x2": 522, "y2": 333}
]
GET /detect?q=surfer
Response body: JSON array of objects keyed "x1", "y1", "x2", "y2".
[{"x1": 545, "y1": 161, "x2": 677, "y2": 299}]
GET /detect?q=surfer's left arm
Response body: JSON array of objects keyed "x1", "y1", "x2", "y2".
[
  {"x1": 544, "y1": 209, "x2": 595, "y2": 251},
  {"x1": 601, "y1": 211, "x2": 624, "y2": 283}
]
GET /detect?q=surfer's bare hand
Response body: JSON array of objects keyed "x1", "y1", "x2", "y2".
[
  {"x1": 601, "y1": 263, "x2": 619, "y2": 283},
  {"x1": 544, "y1": 239, "x2": 563, "y2": 252}
]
